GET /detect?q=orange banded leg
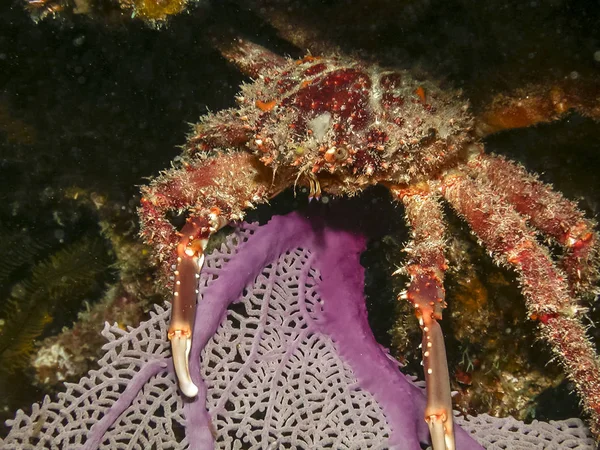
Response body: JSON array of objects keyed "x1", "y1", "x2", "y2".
[
  {"x1": 467, "y1": 152, "x2": 599, "y2": 295},
  {"x1": 392, "y1": 185, "x2": 455, "y2": 450},
  {"x1": 475, "y1": 80, "x2": 600, "y2": 137},
  {"x1": 421, "y1": 318, "x2": 453, "y2": 450},
  {"x1": 442, "y1": 172, "x2": 600, "y2": 439}
]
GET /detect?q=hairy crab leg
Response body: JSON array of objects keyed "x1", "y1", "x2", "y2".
[
  {"x1": 466, "y1": 151, "x2": 599, "y2": 295},
  {"x1": 213, "y1": 37, "x2": 288, "y2": 79},
  {"x1": 475, "y1": 79, "x2": 600, "y2": 136},
  {"x1": 442, "y1": 171, "x2": 600, "y2": 438},
  {"x1": 185, "y1": 110, "x2": 254, "y2": 155},
  {"x1": 139, "y1": 152, "x2": 277, "y2": 396},
  {"x1": 391, "y1": 184, "x2": 455, "y2": 450}
]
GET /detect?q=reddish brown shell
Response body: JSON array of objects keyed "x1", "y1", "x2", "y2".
[{"x1": 187, "y1": 44, "x2": 474, "y2": 194}]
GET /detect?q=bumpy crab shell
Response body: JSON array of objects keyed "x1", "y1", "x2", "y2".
[
  {"x1": 139, "y1": 36, "x2": 600, "y2": 450},
  {"x1": 187, "y1": 46, "x2": 474, "y2": 196}
]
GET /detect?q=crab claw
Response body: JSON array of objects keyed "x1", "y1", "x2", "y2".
[
  {"x1": 168, "y1": 218, "x2": 208, "y2": 398},
  {"x1": 428, "y1": 414, "x2": 454, "y2": 450},
  {"x1": 422, "y1": 316, "x2": 455, "y2": 450}
]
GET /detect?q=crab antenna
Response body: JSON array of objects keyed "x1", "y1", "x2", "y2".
[{"x1": 168, "y1": 218, "x2": 209, "y2": 398}]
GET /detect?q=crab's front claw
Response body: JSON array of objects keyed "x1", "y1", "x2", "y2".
[
  {"x1": 396, "y1": 188, "x2": 455, "y2": 450},
  {"x1": 421, "y1": 315, "x2": 455, "y2": 450},
  {"x1": 427, "y1": 413, "x2": 454, "y2": 450},
  {"x1": 168, "y1": 217, "x2": 210, "y2": 398}
]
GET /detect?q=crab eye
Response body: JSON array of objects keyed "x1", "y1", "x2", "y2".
[
  {"x1": 324, "y1": 146, "x2": 348, "y2": 163},
  {"x1": 334, "y1": 146, "x2": 348, "y2": 161}
]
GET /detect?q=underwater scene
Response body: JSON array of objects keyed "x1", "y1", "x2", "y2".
[{"x1": 1, "y1": 0, "x2": 600, "y2": 448}]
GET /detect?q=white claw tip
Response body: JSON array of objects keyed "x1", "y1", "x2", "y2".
[
  {"x1": 180, "y1": 380, "x2": 199, "y2": 398},
  {"x1": 170, "y1": 331, "x2": 198, "y2": 398}
]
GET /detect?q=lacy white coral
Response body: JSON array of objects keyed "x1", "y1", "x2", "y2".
[{"x1": 2, "y1": 216, "x2": 595, "y2": 449}]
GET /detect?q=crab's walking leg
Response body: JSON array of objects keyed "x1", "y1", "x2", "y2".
[
  {"x1": 139, "y1": 152, "x2": 276, "y2": 397},
  {"x1": 392, "y1": 185, "x2": 455, "y2": 450},
  {"x1": 212, "y1": 38, "x2": 287, "y2": 79},
  {"x1": 467, "y1": 152, "x2": 599, "y2": 295},
  {"x1": 475, "y1": 80, "x2": 600, "y2": 136},
  {"x1": 442, "y1": 172, "x2": 600, "y2": 439}
]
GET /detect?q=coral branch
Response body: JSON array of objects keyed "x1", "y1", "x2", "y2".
[
  {"x1": 186, "y1": 210, "x2": 480, "y2": 449},
  {"x1": 83, "y1": 359, "x2": 170, "y2": 450},
  {"x1": 442, "y1": 173, "x2": 600, "y2": 439}
]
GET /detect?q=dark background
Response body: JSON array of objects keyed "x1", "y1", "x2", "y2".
[{"x1": 1, "y1": 0, "x2": 599, "y2": 439}]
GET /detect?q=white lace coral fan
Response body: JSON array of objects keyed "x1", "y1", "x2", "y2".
[{"x1": 2, "y1": 212, "x2": 595, "y2": 449}]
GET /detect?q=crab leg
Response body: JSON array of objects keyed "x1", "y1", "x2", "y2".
[
  {"x1": 139, "y1": 152, "x2": 277, "y2": 396},
  {"x1": 392, "y1": 184, "x2": 455, "y2": 450},
  {"x1": 475, "y1": 79, "x2": 600, "y2": 136},
  {"x1": 442, "y1": 171, "x2": 600, "y2": 438},
  {"x1": 466, "y1": 151, "x2": 599, "y2": 295},
  {"x1": 213, "y1": 38, "x2": 287, "y2": 79}
]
